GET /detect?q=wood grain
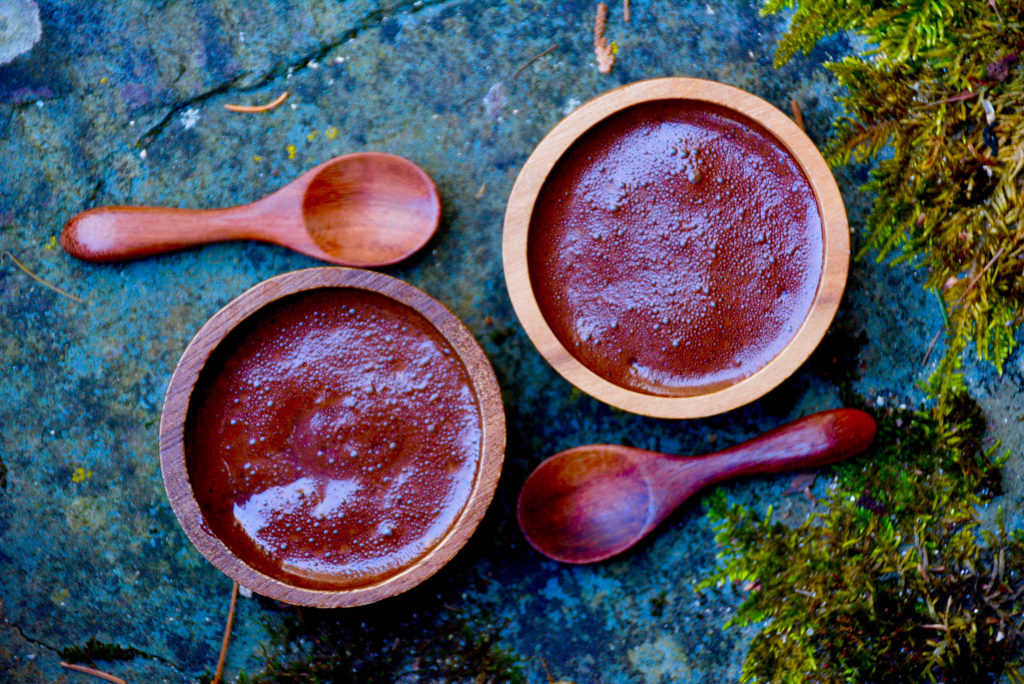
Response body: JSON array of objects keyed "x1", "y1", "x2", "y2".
[
  {"x1": 517, "y1": 408, "x2": 876, "y2": 563},
  {"x1": 61, "y1": 152, "x2": 441, "y2": 268},
  {"x1": 502, "y1": 77, "x2": 849, "y2": 418},
  {"x1": 159, "y1": 267, "x2": 505, "y2": 607}
]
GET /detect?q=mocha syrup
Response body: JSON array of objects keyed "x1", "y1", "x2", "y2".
[
  {"x1": 186, "y1": 288, "x2": 482, "y2": 589},
  {"x1": 528, "y1": 99, "x2": 824, "y2": 396}
]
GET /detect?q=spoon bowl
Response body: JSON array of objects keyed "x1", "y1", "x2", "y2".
[
  {"x1": 518, "y1": 446, "x2": 657, "y2": 563},
  {"x1": 62, "y1": 152, "x2": 441, "y2": 267},
  {"x1": 300, "y1": 153, "x2": 441, "y2": 265},
  {"x1": 517, "y1": 409, "x2": 876, "y2": 563}
]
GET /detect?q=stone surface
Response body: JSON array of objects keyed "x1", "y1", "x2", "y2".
[
  {"x1": 1, "y1": 1, "x2": 1021, "y2": 682},
  {"x1": 0, "y1": 0, "x2": 41, "y2": 66}
]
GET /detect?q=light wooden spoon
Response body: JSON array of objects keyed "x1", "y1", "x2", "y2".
[{"x1": 61, "y1": 152, "x2": 441, "y2": 267}]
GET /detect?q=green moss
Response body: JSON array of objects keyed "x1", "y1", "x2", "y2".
[
  {"x1": 702, "y1": 396, "x2": 1024, "y2": 682},
  {"x1": 764, "y1": 0, "x2": 1024, "y2": 396},
  {"x1": 61, "y1": 637, "x2": 146, "y2": 664},
  {"x1": 649, "y1": 590, "x2": 668, "y2": 619},
  {"x1": 700, "y1": 7, "x2": 1024, "y2": 678},
  {"x1": 246, "y1": 601, "x2": 525, "y2": 683}
]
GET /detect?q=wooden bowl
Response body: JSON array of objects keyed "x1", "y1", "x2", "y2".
[
  {"x1": 503, "y1": 78, "x2": 848, "y2": 419},
  {"x1": 159, "y1": 268, "x2": 504, "y2": 607}
]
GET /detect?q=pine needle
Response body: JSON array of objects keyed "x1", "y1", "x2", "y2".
[
  {"x1": 2, "y1": 251, "x2": 85, "y2": 304},
  {"x1": 224, "y1": 91, "x2": 289, "y2": 113},
  {"x1": 513, "y1": 45, "x2": 558, "y2": 79},
  {"x1": 212, "y1": 582, "x2": 240, "y2": 684},
  {"x1": 59, "y1": 662, "x2": 127, "y2": 684},
  {"x1": 922, "y1": 328, "x2": 943, "y2": 366},
  {"x1": 790, "y1": 98, "x2": 806, "y2": 132},
  {"x1": 954, "y1": 246, "x2": 1007, "y2": 308}
]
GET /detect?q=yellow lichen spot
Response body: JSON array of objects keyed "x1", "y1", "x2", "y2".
[
  {"x1": 45, "y1": 235, "x2": 57, "y2": 250},
  {"x1": 325, "y1": 126, "x2": 338, "y2": 140},
  {"x1": 286, "y1": 144, "x2": 297, "y2": 159},
  {"x1": 306, "y1": 130, "x2": 318, "y2": 143},
  {"x1": 50, "y1": 586, "x2": 70, "y2": 605},
  {"x1": 72, "y1": 466, "x2": 93, "y2": 483},
  {"x1": 65, "y1": 496, "x2": 110, "y2": 532},
  {"x1": 253, "y1": 155, "x2": 263, "y2": 162}
]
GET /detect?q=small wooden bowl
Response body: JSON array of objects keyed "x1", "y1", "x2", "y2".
[
  {"x1": 503, "y1": 78, "x2": 848, "y2": 419},
  {"x1": 159, "y1": 268, "x2": 505, "y2": 607}
]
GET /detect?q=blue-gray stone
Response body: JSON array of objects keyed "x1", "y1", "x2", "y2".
[
  {"x1": 1, "y1": 1, "x2": 1021, "y2": 682},
  {"x1": 0, "y1": 0, "x2": 41, "y2": 66}
]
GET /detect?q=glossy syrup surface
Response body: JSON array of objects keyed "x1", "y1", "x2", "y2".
[
  {"x1": 186, "y1": 288, "x2": 482, "y2": 590},
  {"x1": 529, "y1": 100, "x2": 824, "y2": 396}
]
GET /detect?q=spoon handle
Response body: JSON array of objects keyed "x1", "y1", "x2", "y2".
[
  {"x1": 685, "y1": 409, "x2": 876, "y2": 489},
  {"x1": 61, "y1": 205, "x2": 264, "y2": 262}
]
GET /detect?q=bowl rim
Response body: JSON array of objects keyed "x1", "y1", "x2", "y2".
[
  {"x1": 159, "y1": 267, "x2": 505, "y2": 607},
  {"x1": 502, "y1": 77, "x2": 849, "y2": 419}
]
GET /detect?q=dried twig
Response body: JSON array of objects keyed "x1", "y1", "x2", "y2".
[
  {"x1": 623, "y1": 0, "x2": 631, "y2": 22},
  {"x1": 513, "y1": 45, "x2": 558, "y2": 79},
  {"x1": 802, "y1": 486, "x2": 818, "y2": 507},
  {"x1": 921, "y1": 328, "x2": 943, "y2": 367},
  {"x1": 593, "y1": 3, "x2": 615, "y2": 74},
  {"x1": 966, "y1": 140, "x2": 999, "y2": 166},
  {"x1": 2, "y1": 250, "x2": 85, "y2": 304},
  {"x1": 955, "y1": 245, "x2": 1007, "y2": 307},
  {"x1": 988, "y1": 0, "x2": 1005, "y2": 24},
  {"x1": 59, "y1": 662, "x2": 127, "y2": 684},
  {"x1": 783, "y1": 472, "x2": 816, "y2": 496},
  {"x1": 916, "y1": 90, "x2": 977, "y2": 108},
  {"x1": 224, "y1": 91, "x2": 289, "y2": 113},
  {"x1": 212, "y1": 581, "x2": 240, "y2": 684},
  {"x1": 790, "y1": 98, "x2": 806, "y2": 132}
]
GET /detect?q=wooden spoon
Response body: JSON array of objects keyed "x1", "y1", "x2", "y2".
[
  {"x1": 61, "y1": 152, "x2": 441, "y2": 267},
  {"x1": 517, "y1": 408, "x2": 876, "y2": 564}
]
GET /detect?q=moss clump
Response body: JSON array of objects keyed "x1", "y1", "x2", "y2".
[
  {"x1": 764, "y1": 0, "x2": 1024, "y2": 395},
  {"x1": 703, "y1": 5, "x2": 1024, "y2": 676},
  {"x1": 61, "y1": 637, "x2": 145, "y2": 664},
  {"x1": 246, "y1": 601, "x2": 524, "y2": 683},
  {"x1": 703, "y1": 396, "x2": 1024, "y2": 682}
]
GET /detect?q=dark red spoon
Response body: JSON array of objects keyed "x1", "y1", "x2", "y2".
[{"x1": 517, "y1": 409, "x2": 876, "y2": 564}]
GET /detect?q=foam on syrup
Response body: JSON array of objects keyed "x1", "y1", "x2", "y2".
[
  {"x1": 528, "y1": 99, "x2": 824, "y2": 396},
  {"x1": 186, "y1": 288, "x2": 482, "y2": 590}
]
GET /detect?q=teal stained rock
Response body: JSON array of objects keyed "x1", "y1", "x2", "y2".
[{"x1": 2, "y1": 1, "x2": 1023, "y2": 682}]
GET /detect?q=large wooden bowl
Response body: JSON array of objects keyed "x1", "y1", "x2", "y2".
[
  {"x1": 159, "y1": 268, "x2": 505, "y2": 607},
  {"x1": 503, "y1": 78, "x2": 848, "y2": 419}
]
